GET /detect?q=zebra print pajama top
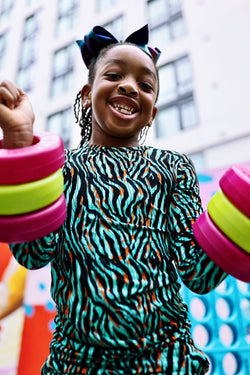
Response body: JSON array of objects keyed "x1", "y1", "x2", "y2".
[{"x1": 10, "y1": 144, "x2": 226, "y2": 374}]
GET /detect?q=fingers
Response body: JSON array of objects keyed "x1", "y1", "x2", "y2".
[{"x1": 0, "y1": 80, "x2": 24, "y2": 110}]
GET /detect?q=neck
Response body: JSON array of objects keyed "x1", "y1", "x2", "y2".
[{"x1": 89, "y1": 132, "x2": 140, "y2": 148}]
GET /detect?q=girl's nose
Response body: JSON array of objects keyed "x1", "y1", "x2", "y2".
[{"x1": 118, "y1": 81, "x2": 138, "y2": 96}]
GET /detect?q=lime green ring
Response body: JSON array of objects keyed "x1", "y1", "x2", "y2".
[
  {"x1": 0, "y1": 169, "x2": 64, "y2": 215},
  {"x1": 208, "y1": 190, "x2": 250, "y2": 253}
]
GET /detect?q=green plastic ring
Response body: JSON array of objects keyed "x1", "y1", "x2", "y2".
[
  {"x1": 208, "y1": 190, "x2": 250, "y2": 253},
  {"x1": 0, "y1": 169, "x2": 64, "y2": 215}
]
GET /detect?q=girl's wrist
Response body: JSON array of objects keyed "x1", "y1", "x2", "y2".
[{"x1": 1, "y1": 126, "x2": 34, "y2": 149}]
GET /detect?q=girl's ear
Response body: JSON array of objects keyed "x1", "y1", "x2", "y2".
[
  {"x1": 152, "y1": 106, "x2": 158, "y2": 122},
  {"x1": 81, "y1": 84, "x2": 92, "y2": 108}
]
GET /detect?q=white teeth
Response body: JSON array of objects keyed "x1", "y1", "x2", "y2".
[{"x1": 113, "y1": 104, "x2": 135, "y2": 115}]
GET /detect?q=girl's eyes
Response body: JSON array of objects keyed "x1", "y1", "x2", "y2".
[
  {"x1": 105, "y1": 73, "x2": 121, "y2": 80},
  {"x1": 105, "y1": 73, "x2": 154, "y2": 92},
  {"x1": 139, "y1": 82, "x2": 153, "y2": 92}
]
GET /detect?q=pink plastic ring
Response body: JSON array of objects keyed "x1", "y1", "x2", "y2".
[
  {"x1": 193, "y1": 210, "x2": 250, "y2": 283},
  {"x1": 0, "y1": 131, "x2": 65, "y2": 185},
  {"x1": 0, "y1": 194, "x2": 66, "y2": 244},
  {"x1": 219, "y1": 164, "x2": 250, "y2": 218}
]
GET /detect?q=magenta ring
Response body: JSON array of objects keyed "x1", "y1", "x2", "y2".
[
  {"x1": 0, "y1": 131, "x2": 65, "y2": 185},
  {"x1": 0, "y1": 194, "x2": 66, "y2": 244},
  {"x1": 219, "y1": 164, "x2": 250, "y2": 218},
  {"x1": 193, "y1": 210, "x2": 250, "y2": 283}
]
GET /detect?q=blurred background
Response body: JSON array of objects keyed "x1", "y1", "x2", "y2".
[
  {"x1": 0, "y1": 0, "x2": 249, "y2": 374},
  {"x1": 0, "y1": 0, "x2": 249, "y2": 171}
]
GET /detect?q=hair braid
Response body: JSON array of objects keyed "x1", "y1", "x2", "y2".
[{"x1": 73, "y1": 91, "x2": 92, "y2": 147}]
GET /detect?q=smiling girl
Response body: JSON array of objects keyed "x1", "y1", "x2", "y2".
[{"x1": 0, "y1": 25, "x2": 226, "y2": 374}]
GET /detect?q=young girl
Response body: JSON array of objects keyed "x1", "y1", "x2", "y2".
[{"x1": 0, "y1": 25, "x2": 226, "y2": 374}]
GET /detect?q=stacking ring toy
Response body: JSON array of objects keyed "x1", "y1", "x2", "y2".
[
  {"x1": 0, "y1": 169, "x2": 64, "y2": 215},
  {"x1": 0, "y1": 194, "x2": 66, "y2": 244},
  {"x1": 0, "y1": 131, "x2": 64, "y2": 185},
  {"x1": 193, "y1": 211, "x2": 250, "y2": 283},
  {"x1": 219, "y1": 165, "x2": 250, "y2": 218},
  {"x1": 0, "y1": 131, "x2": 66, "y2": 243},
  {"x1": 208, "y1": 190, "x2": 250, "y2": 253}
]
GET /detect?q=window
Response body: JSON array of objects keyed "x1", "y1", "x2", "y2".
[
  {"x1": 0, "y1": 32, "x2": 8, "y2": 70},
  {"x1": 0, "y1": 0, "x2": 14, "y2": 23},
  {"x1": 97, "y1": 0, "x2": 121, "y2": 13},
  {"x1": 103, "y1": 16, "x2": 124, "y2": 42},
  {"x1": 155, "y1": 56, "x2": 198, "y2": 137},
  {"x1": 16, "y1": 13, "x2": 40, "y2": 92},
  {"x1": 56, "y1": 0, "x2": 78, "y2": 37},
  {"x1": 51, "y1": 43, "x2": 75, "y2": 97},
  {"x1": 147, "y1": 0, "x2": 186, "y2": 50},
  {"x1": 27, "y1": 0, "x2": 39, "y2": 5},
  {"x1": 47, "y1": 108, "x2": 72, "y2": 148}
]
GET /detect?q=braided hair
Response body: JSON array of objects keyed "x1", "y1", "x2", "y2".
[
  {"x1": 73, "y1": 91, "x2": 92, "y2": 147},
  {"x1": 74, "y1": 43, "x2": 159, "y2": 148}
]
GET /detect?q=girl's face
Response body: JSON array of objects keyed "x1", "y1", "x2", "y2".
[{"x1": 82, "y1": 45, "x2": 158, "y2": 147}]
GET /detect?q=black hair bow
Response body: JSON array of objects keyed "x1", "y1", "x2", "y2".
[{"x1": 76, "y1": 24, "x2": 161, "y2": 69}]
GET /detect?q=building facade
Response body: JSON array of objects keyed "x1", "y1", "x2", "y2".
[{"x1": 0, "y1": 0, "x2": 250, "y2": 171}]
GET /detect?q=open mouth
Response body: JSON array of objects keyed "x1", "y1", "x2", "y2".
[{"x1": 112, "y1": 103, "x2": 137, "y2": 115}]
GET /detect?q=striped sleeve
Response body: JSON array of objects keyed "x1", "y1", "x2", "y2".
[
  {"x1": 9, "y1": 231, "x2": 60, "y2": 270},
  {"x1": 167, "y1": 154, "x2": 227, "y2": 294}
]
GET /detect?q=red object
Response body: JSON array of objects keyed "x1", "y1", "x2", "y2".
[
  {"x1": 0, "y1": 131, "x2": 64, "y2": 185},
  {"x1": 0, "y1": 193, "x2": 66, "y2": 243},
  {"x1": 219, "y1": 164, "x2": 250, "y2": 218},
  {"x1": 17, "y1": 305, "x2": 55, "y2": 375},
  {"x1": 0, "y1": 242, "x2": 12, "y2": 279},
  {"x1": 193, "y1": 210, "x2": 250, "y2": 282}
]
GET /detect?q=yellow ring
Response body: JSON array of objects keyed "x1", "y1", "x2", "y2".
[
  {"x1": 208, "y1": 190, "x2": 250, "y2": 253},
  {"x1": 0, "y1": 169, "x2": 64, "y2": 215}
]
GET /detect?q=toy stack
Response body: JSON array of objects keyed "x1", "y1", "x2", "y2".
[
  {"x1": 193, "y1": 165, "x2": 250, "y2": 282},
  {"x1": 0, "y1": 132, "x2": 66, "y2": 243}
]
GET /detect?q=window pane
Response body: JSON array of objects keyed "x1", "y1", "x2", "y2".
[
  {"x1": 181, "y1": 99, "x2": 198, "y2": 129},
  {"x1": 47, "y1": 113, "x2": 62, "y2": 134},
  {"x1": 24, "y1": 15, "x2": 38, "y2": 37},
  {"x1": 47, "y1": 108, "x2": 72, "y2": 147},
  {"x1": 58, "y1": 0, "x2": 73, "y2": 14},
  {"x1": 56, "y1": 0, "x2": 78, "y2": 36},
  {"x1": 16, "y1": 66, "x2": 34, "y2": 92},
  {"x1": 176, "y1": 57, "x2": 193, "y2": 94},
  {"x1": 57, "y1": 17, "x2": 70, "y2": 36},
  {"x1": 0, "y1": 32, "x2": 7, "y2": 69},
  {"x1": 169, "y1": 0, "x2": 182, "y2": 14},
  {"x1": 158, "y1": 64, "x2": 177, "y2": 105},
  {"x1": 1, "y1": 0, "x2": 13, "y2": 13},
  {"x1": 98, "y1": 0, "x2": 120, "y2": 13},
  {"x1": 104, "y1": 16, "x2": 124, "y2": 41},
  {"x1": 149, "y1": 24, "x2": 171, "y2": 50},
  {"x1": 0, "y1": 0, "x2": 13, "y2": 22},
  {"x1": 54, "y1": 49, "x2": 68, "y2": 74},
  {"x1": 171, "y1": 16, "x2": 186, "y2": 39},
  {"x1": 148, "y1": 0, "x2": 168, "y2": 27},
  {"x1": 19, "y1": 38, "x2": 35, "y2": 67},
  {"x1": 51, "y1": 78, "x2": 64, "y2": 97},
  {"x1": 27, "y1": 0, "x2": 38, "y2": 5},
  {"x1": 156, "y1": 106, "x2": 180, "y2": 137},
  {"x1": 51, "y1": 44, "x2": 75, "y2": 96},
  {"x1": 53, "y1": 44, "x2": 74, "y2": 75}
]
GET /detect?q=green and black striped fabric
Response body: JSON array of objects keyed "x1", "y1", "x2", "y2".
[{"x1": 10, "y1": 144, "x2": 226, "y2": 374}]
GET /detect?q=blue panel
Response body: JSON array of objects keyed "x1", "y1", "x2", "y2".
[{"x1": 181, "y1": 276, "x2": 250, "y2": 374}]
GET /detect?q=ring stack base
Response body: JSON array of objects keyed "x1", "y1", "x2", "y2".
[
  {"x1": 193, "y1": 210, "x2": 250, "y2": 283},
  {"x1": 0, "y1": 132, "x2": 66, "y2": 243},
  {"x1": 193, "y1": 164, "x2": 250, "y2": 282},
  {"x1": 0, "y1": 194, "x2": 66, "y2": 244}
]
